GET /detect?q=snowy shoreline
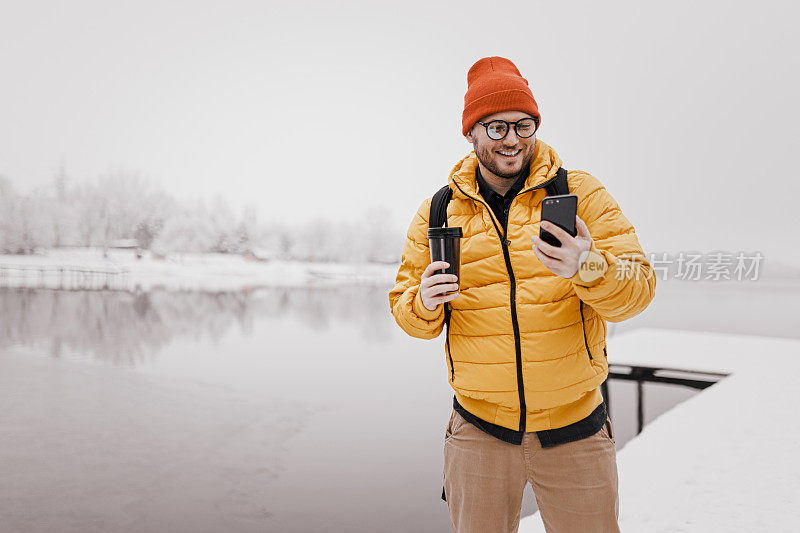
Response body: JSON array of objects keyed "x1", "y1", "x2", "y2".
[
  {"x1": 0, "y1": 249, "x2": 399, "y2": 291},
  {"x1": 2, "y1": 248, "x2": 799, "y2": 293}
]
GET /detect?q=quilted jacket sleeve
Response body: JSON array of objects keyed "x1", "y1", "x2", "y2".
[
  {"x1": 388, "y1": 197, "x2": 446, "y2": 339},
  {"x1": 566, "y1": 171, "x2": 657, "y2": 323}
]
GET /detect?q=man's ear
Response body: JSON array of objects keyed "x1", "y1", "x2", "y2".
[{"x1": 465, "y1": 125, "x2": 475, "y2": 143}]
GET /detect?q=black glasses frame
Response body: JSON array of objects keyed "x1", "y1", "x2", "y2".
[{"x1": 475, "y1": 117, "x2": 539, "y2": 140}]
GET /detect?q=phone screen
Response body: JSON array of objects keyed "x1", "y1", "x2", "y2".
[{"x1": 540, "y1": 194, "x2": 578, "y2": 247}]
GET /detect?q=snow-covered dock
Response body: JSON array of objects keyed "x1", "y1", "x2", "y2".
[{"x1": 520, "y1": 328, "x2": 800, "y2": 532}]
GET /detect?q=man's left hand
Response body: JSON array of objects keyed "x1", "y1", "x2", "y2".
[{"x1": 531, "y1": 216, "x2": 593, "y2": 278}]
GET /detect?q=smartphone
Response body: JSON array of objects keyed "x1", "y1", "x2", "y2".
[{"x1": 539, "y1": 194, "x2": 578, "y2": 247}]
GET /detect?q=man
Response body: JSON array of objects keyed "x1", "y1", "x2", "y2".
[{"x1": 388, "y1": 56, "x2": 656, "y2": 532}]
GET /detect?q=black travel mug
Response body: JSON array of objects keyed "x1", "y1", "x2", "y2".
[{"x1": 427, "y1": 226, "x2": 463, "y2": 294}]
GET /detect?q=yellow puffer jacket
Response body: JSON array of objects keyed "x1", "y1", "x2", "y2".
[{"x1": 389, "y1": 138, "x2": 656, "y2": 433}]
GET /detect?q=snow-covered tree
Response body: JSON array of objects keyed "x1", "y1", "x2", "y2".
[{"x1": 151, "y1": 210, "x2": 217, "y2": 254}]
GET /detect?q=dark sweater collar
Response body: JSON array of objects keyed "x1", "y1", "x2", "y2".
[{"x1": 475, "y1": 160, "x2": 531, "y2": 202}]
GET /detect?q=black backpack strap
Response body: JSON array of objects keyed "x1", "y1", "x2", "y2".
[
  {"x1": 429, "y1": 185, "x2": 453, "y2": 229},
  {"x1": 545, "y1": 167, "x2": 569, "y2": 196}
]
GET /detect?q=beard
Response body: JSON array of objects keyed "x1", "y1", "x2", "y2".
[{"x1": 473, "y1": 138, "x2": 536, "y2": 181}]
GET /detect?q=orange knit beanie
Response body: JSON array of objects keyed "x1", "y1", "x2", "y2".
[{"x1": 462, "y1": 56, "x2": 541, "y2": 136}]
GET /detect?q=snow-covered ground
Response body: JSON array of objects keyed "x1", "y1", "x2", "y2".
[
  {"x1": 520, "y1": 328, "x2": 800, "y2": 532},
  {"x1": 0, "y1": 248, "x2": 398, "y2": 291}
]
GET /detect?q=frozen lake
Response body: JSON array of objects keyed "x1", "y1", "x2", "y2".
[{"x1": 0, "y1": 278, "x2": 797, "y2": 532}]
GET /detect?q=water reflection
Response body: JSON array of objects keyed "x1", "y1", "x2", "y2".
[
  {"x1": 0, "y1": 285, "x2": 745, "y2": 532},
  {"x1": 4, "y1": 277, "x2": 798, "y2": 369},
  {"x1": 0, "y1": 286, "x2": 394, "y2": 366}
]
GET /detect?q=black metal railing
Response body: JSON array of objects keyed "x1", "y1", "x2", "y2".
[{"x1": 601, "y1": 364, "x2": 730, "y2": 435}]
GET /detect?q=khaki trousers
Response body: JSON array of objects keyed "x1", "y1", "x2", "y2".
[{"x1": 443, "y1": 409, "x2": 620, "y2": 533}]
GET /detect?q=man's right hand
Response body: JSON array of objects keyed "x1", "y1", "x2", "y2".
[{"x1": 420, "y1": 261, "x2": 460, "y2": 311}]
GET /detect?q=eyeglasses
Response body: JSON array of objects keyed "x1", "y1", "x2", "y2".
[{"x1": 475, "y1": 117, "x2": 539, "y2": 140}]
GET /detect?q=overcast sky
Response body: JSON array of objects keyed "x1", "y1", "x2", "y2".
[{"x1": 1, "y1": 1, "x2": 798, "y2": 263}]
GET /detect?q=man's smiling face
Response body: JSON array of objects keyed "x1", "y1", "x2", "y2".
[{"x1": 465, "y1": 110, "x2": 537, "y2": 180}]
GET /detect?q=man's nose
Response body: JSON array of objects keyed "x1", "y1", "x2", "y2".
[{"x1": 504, "y1": 128, "x2": 520, "y2": 145}]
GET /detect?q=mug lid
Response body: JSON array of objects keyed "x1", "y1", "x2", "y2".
[{"x1": 427, "y1": 226, "x2": 463, "y2": 239}]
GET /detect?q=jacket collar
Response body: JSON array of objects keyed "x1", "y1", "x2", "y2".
[{"x1": 448, "y1": 138, "x2": 563, "y2": 201}]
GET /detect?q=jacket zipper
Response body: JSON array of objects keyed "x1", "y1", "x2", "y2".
[
  {"x1": 452, "y1": 173, "x2": 559, "y2": 434},
  {"x1": 501, "y1": 221, "x2": 526, "y2": 433}
]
